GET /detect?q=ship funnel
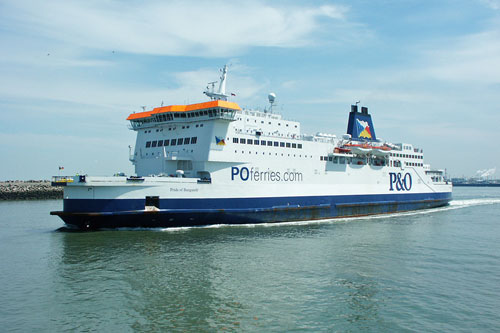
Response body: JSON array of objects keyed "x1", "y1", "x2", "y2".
[{"x1": 346, "y1": 105, "x2": 377, "y2": 141}]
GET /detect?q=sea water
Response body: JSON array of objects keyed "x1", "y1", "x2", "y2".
[{"x1": 0, "y1": 187, "x2": 499, "y2": 332}]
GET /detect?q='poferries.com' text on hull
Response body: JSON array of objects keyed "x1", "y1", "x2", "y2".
[{"x1": 51, "y1": 66, "x2": 452, "y2": 229}]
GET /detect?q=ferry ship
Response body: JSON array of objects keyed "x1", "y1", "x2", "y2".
[{"x1": 51, "y1": 66, "x2": 452, "y2": 229}]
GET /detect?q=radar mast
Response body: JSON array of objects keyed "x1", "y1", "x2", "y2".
[{"x1": 204, "y1": 65, "x2": 230, "y2": 101}]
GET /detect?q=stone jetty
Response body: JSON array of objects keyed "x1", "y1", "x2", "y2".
[{"x1": 0, "y1": 181, "x2": 63, "y2": 200}]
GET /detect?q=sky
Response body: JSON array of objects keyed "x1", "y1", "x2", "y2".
[{"x1": 1, "y1": 0, "x2": 500, "y2": 180}]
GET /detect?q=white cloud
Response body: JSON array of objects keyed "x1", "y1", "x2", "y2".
[
  {"x1": 422, "y1": 29, "x2": 500, "y2": 84},
  {"x1": 2, "y1": 0, "x2": 348, "y2": 57},
  {"x1": 480, "y1": 0, "x2": 500, "y2": 10}
]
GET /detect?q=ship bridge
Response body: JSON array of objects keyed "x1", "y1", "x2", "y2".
[{"x1": 127, "y1": 100, "x2": 240, "y2": 130}]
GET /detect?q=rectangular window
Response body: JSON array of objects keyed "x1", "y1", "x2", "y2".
[
  {"x1": 184, "y1": 138, "x2": 190, "y2": 145},
  {"x1": 261, "y1": 140, "x2": 266, "y2": 145},
  {"x1": 280, "y1": 142, "x2": 285, "y2": 147},
  {"x1": 157, "y1": 140, "x2": 163, "y2": 147},
  {"x1": 233, "y1": 138, "x2": 238, "y2": 143},
  {"x1": 171, "y1": 139, "x2": 176, "y2": 146},
  {"x1": 320, "y1": 156, "x2": 324, "y2": 161},
  {"x1": 254, "y1": 140, "x2": 259, "y2": 145},
  {"x1": 298, "y1": 144, "x2": 302, "y2": 149},
  {"x1": 240, "y1": 138, "x2": 246, "y2": 144},
  {"x1": 267, "y1": 141, "x2": 272, "y2": 146},
  {"x1": 164, "y1": 139, "x2": 170, "y2": 146},
  {"x1": 274, "y1": 141, "x2": 279, "y2": 147},
  {"x1": 292, "y1": 143, "x2": 297, "y2": 148},
  {"x1": 286, "y1": 143, "x2": 291, "y2": 148},
  {"x1": 146, "y1": 141, "x2": 151, "y2": 148},
  {"x1": 247, "y1": 139, "x2": 253, "y2": 144},
  {"x1": 152, "y1": 141, "x2": 157, "y2": 147},
  {"x1": 191, "y1": 137, "x2": 197, "y2": 144},
  {"x1": 328, "y1": 156, "x2": 333, "y2": 161}
]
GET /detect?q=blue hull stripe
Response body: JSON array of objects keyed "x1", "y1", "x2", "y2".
[{"x1": 52, "y1": 192, "x2": 452, "y2": 229}]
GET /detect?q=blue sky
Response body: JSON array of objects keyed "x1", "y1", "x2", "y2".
[{"x1": 1, "y1": 0, "x2": 499, "y2": 180}]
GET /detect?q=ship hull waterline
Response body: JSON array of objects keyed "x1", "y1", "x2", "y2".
[{"x1": 50, "y1": 193, "x2": 451, "y2": 230}]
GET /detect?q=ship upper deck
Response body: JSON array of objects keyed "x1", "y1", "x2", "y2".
[{"x1": 127, "y1": 100, "x2": 241, "y2": 130}]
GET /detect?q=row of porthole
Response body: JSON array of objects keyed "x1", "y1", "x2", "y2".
[
  {"x1": 234, "y1": 150, "x2": 313, "y2": 158},
  {"x1": 145, "y1": 137, "x2": 197, "y2": 148},
  {"x1": 391, "y1": 152, "x2": 423, "y2": 159},
  {"x1": 232, "y1": 137, "x2": 303, "y2": 149}
]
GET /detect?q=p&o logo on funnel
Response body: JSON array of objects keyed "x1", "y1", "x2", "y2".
[{"x1": 356, "y1": 119, "x2": 372, "y2": 139}]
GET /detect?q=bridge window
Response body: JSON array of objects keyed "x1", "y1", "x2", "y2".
[
  {"x1": 261, "y1": 140, "x2": 266, "y2": 145},
  {"x1": 280, "y1": 142, "x2": 285, "y2": 147},
  {"x1": 164, "y1": 139, "x2": 170, "y2": 146},
  {"x1": 274, "y1": 141, "x2": 279, "y2": 147},
  {"x1": 233, "y1": 138, "x2": 238, "y2": 143},
  {"x1": 171, "y1": 139, "x2": 176, "y2": 146},
  {"x1": 184, "y1": 138, "x2": 190, "y2": 145},
  {"x1": 298, "y1": 144, "x2": 302, "y2": 149},
  {"x1": 292, "y1": 143, "x2": 297, "y2": 148},
  {"x1": 191, "y1": 137, "x2": 197, "y2": 144},
  {"x1": 146, "y1": 141, "x2": 151, "y2": 148},
  {"x1": 240, "y1": 138, "x2": 246, "y2": 144},
  {"x1": 152, "y1": 141, "x2": 157, "y2": 147},
  {"x1": 286, "y1": 143, "x2": 291, "y2": 148},
  {"x1": 247, "y1": 139, "x2": 253, "y2": 144},
  {"x1": 158, "y1": 140, "x2": 163, "y2": 147}
]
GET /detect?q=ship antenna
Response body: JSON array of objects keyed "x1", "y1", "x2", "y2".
[{"x1": 204, "y1": 65, "x2": 230, "y2": 101}]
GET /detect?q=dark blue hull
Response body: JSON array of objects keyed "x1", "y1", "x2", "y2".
[{"x1": 51, "y1": 192, "x2": 452, "y2": 230}]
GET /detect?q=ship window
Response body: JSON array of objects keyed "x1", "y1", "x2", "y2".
[
  {"x1": 261, "y1": 121, "x2": 264, "y2": 124},
  {"x1": 196, "y1": 124, "x2": 199, "y2": 128},
  {"x1": 158, "y1": 140, "x2": 163, "y2": 147},
  {"x1": 292, "y1": 143, "x2": 297, "y2": 148},
  {"x1": 254, "y1": 140, "x2": 259, "y2": 145},
  {"x1": 265, "y1": 141, "x2": 271, "y2": 146},
  {"x1": 187, "y1": 125, "x2": 190, "y2": 129},
  {"x1": 146, "y1": 141, "x2": 151, "y2": 148},
  {"x1": 320, "y1": 156, "x2": 323, "y2": 161},
  {"x1": 286, "y1": 143, "x2": 291, "y2": 148},
  {"x1": 233, "y1": 138, "x2": 238, "y2": 143},
  {"x1": 328, "y1": 157, "x2": 333, "y2": 161},
  {"x1": 247, "y1": 139, "x2": 253, "y2": 144},
  {"x1": 269, "y1": 122, "x2": 271, "y2": 124},
  {"x1": 191, "y1": 137, "x2": 197, "y2": 144},
  {"x1": 240, "y1": 138, "x2": 246, "y2": 144},
  {"x1": 280, "y1": 142, "x2": 285, "y2": 147},
  {"x1": 171, "y1": 139, "x2": 176, "y2": 146},
  {"x1": 152, "y1": 141, "x2": 157, "y2": 147},
  {"x1": 164, "y1": 139, "x2": 170, "y2": 146},
  {"x1": 339, "y1": 157, "x2": 346, "y2": 164},
  {"x1": 200, "y1": 124, "x2": 204, "y2": 127},
  {"x1": 184, "y1": 138, "x2": 190, "y2": 144},
  {"x1": 274, "y1": 141, "x2": 279, "y2": 147},
  {"x1": 298, "y1": 144, "x2": 302, "y2": 149},
  {"x1": 182, "y1": 126, "x2": 185, "y2": 129}
]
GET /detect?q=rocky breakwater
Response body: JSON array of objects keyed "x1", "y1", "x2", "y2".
[{"x1": 0, "y1": 181, "x2": 63, "y2": 200}]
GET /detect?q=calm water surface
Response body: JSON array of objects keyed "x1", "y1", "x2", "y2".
[{"x1": 1, "y1": 187, "x2": 500, "y2": 332}]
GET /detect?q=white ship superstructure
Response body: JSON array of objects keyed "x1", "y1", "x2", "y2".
[{"x1": 51, "y1": 66, "x2": 452, "y2": 229}]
